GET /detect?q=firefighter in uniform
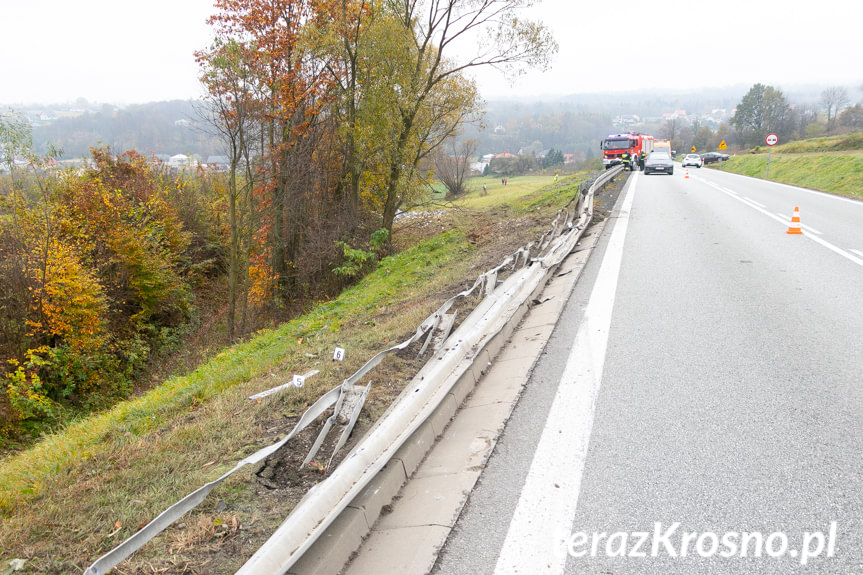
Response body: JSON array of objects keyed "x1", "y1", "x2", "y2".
[
  {"x1": 639, "y1": 150, "x2": 647, "y2": 171},
  {"x1": 621, "y1": 151, "x2": 631, "y2": 171}
]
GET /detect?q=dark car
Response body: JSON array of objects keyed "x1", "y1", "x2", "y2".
[
  {"x1": 644, "y1": 151, "x2": 674, "y2": 175},
  {"x1": 701, "y1": 152, "x2": 730, "y2": 164}
]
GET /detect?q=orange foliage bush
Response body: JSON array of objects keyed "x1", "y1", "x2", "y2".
[{"x1": 1, "y1": 148, "x2": 222, "y2": 445}]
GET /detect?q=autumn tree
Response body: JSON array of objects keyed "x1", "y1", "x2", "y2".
[
  {"x1": 436, "y1": 138, "x2": 477, "y2": 197},
  {"x1": 821, "y1": 86, "x2": 849, "y2": 130},
  {"x1": 197, "y1": 0, "x2": 555, "y2": 326},
  {"x1": 839, "y1": 104, "x2": 863, "y2": 129},
  {"x1": 201, "y1": 0, "x2": 343, "y2": 313},
  {"x1": 662, "y1": 117, "x2": 679, "y2": 142},
  {"x1": 373, "y1": 0, "x2": 556, "y2": 234},
  {"x1": 730, "y1": 84, "x2": 793, "y2": 148},
  {"x1": 692, "y1": 126, "x2": 715, "y2": 153},
  {"x1": 198, "y1": 38, "x2": 262, "y2": 340}
]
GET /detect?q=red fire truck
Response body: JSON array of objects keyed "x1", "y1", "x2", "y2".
[{"x1": 601, "y1": 132, "x2": 654, "y2": 170}]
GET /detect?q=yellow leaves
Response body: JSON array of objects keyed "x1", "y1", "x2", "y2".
[{"x1": 28, "y1": 239, "x2": 109, "y2": 353}]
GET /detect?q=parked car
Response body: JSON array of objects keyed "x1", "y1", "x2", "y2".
[
  {"x1": 644, "y1": 151, "x2": 674, "y2": 175},
  {"x1": 701, "y1": 152, "x2": 729, "y2": 164},
  {"x1": 682, "y1": 153, "x2": 703, "y2": 168}
]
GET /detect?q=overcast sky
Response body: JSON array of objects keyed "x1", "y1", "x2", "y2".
[{"x1": 2, "y1": 0, "x2": 862, "y2": 106}]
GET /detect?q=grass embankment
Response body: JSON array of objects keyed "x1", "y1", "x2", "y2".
[
  {"x1": 714, "y1": 132, "x2": 863, "y2": 201},
  {"x1": 0, "y1": 171, "x2": 588, "y2": 574}
]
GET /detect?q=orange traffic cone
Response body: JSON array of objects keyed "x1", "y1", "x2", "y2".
[
  {"x1": 685, "y1": 169, "x2": 690, "y2": 179},
  {"x1": 786, "y1": 206, "x2": 803, "y2": 235}
]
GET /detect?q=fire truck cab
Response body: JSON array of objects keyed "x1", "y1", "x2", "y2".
[{"x1": 601, "y1": 132, "x2": 654, "y2": 169}]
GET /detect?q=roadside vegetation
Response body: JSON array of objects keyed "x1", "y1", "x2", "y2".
[
  {"x1": 0, "y1": 170, "x2": 588, "y2": 574},
  {"x1": 0, "y1": 0, "x2": 557, "y2": 453},
  {"x1": 710, "y1": 132, "x2": 863, "y2": 200}
]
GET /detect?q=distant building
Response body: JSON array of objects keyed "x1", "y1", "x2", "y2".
[
  {"x1": 469, "y1": 161, "x2": 489, "y2": 175},
  {"x1": 614, "y1": 114, "x2": 640, "y2": 128},
  {"x1": 168, "y1": 154, "x2": 191, "y2": 168}
]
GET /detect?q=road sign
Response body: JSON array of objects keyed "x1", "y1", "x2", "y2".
[
  {"x1": 766, "y1": 133, "x2": 778, "y2": 146},
  {"x1": 718, "y1": 140, "x2": 727, "y2": 150},
  {"x1": 691, "y1": 145, "x2": 696, "y2": 153}
]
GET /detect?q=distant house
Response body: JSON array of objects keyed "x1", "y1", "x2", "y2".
[
  {"x1": 469, "y1": 161, "x2": 488, "y2": 175},
  {"x1": 614, "y1": 114, "x2": 640, "y2": 127},
  {"x1": 493, "y1": 152, "x2": 516, "y2": 159},
  {"x1": 662, "y1": 110, "x2": 688, "y2": 121},
  {"x1": 168, "y1": 154, "x2": 190, "y2": 168}
]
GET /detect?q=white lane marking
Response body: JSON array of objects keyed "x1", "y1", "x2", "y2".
[
  {"x1": 705, "y1": 181, "x2": 863, "y2": 268},
  {"x1": 745, "y1": 196, "x2": 766, "y2": 208},
  {"x1": 776, "y1": 214, "x2": 823, "y2": 235},
  {"x1": 493, "y1": 172, "x2": 636, "y2": 575},
  {"x1": 851, "y1": 249, "x2": 863, "y2": 259},
  {"x1": 769, "y1": 180, "x2": 863, "y2": 206},
  {"x1": 708, "y1": 171, "x2": 863, "y2": 207}
]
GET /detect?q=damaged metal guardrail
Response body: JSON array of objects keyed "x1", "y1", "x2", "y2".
[
  {"x1": 83, "y1": 167, "x2": 623, "y2": 575},
  {"x1": 236, "y1": 167, "x2": 622, "y2": 574}
]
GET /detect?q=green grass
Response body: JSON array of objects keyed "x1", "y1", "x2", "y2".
[
  {"x1": 749, "y1": 132, "x2": 863, "y2": 154},
  {"x1": 717, "y1": 153, "x2": 863, "y2": 200},
  {"x1": 0, "y1": 172, "x2": 588, "y2": 573},
  {"x1": 460, "y1": 174, "x2": 555, "y2": 209}
]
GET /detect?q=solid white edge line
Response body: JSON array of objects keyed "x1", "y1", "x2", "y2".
[
  {"x1": 493, "y1": 174, "x2": 637, "y2": 575},
  {"x1": 705, "y1": 182, "x2": 863, "y2": 268},
  {"x1": 851, "y1": 249, "x2": 863, "y2": 259},
  {"x1": 711, "y1": 170, "x2": 863, "y2": 207}
]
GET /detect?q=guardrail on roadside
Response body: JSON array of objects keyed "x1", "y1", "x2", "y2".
[{"x1": 83, "y1": 167, "x2": 624, "y2": 575}]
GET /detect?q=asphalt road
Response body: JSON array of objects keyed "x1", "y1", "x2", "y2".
[{"x1": 433, "y1": 167, "x2": 863, "y2": 574}]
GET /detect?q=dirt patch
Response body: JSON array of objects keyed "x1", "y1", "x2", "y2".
[{"x1": 591, "y1": 170, "x2": 628, "y2": 223}]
